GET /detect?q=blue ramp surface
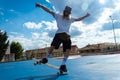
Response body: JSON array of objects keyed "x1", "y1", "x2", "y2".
[{"x1": 0, "y1": 54, "x2": 120, "y2": 80}]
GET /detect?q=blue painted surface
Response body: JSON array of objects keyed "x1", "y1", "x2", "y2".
[{"x1": 0, "y1": 54, "x2": 120, "y2": 80}]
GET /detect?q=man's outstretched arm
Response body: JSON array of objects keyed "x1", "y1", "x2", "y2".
[
  {"x1": 36, "y1": 3, "x2": 55, "y2": 16},
  {"x1": 75, "y1": 13, "x2": 90, "y2": 21}
]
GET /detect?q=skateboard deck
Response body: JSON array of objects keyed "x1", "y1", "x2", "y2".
[{"x1": 32, "y1": 58, "x2": 68, "y2": 75}]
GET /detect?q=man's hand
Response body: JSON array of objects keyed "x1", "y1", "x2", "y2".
[
  {"x1": 75, "y1": 13, "x2": 90, "y2": 21},
  {"x1": 36, "y1": 3, "x2": 42, "y2": 7},
  {"x1": 86, "y1": 13, "x2": 90, "y2": 17},
  {"x1": 35, "y1": 2, "x2": 54, "y2": 16}
]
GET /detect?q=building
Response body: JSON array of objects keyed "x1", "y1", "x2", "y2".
[
  {"x1": 25, "y1": 45, "x2": 79, "y2": 60},
  {"x1": 78, "y1": 42, "x2": 120, "y2": 56},
  {"x1": 26, "y1": 48, "x2": 47, "y2": 60},
  {"x1": 1, "y1": 45, "x2": 15, "y2": 62},
  {"x1": 2, "y1": 54, "x2": 15, "y2": 62},
  {"x1": 70, "y1": 45, "x2": 79, "y2": 55}
]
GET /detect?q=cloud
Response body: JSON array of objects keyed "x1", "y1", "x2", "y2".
[
  {"x1": 43, "y1": 20, "x2": 57, "y2": 30},
  {"x1": 9, "y1": 32, "x2": 51, "y2": 50},
  {"x1": 48, "y1": 29, "x2": 56, "y2": 37},
  {"x1": 102, "y1": 21, "x2": 120, "y2": 31},
  {"x1": 41, "y1": 20, "x2": 84, "y2": 38},
  {"x1": 69, "y1": 22, "x2": 84, "y2": 37},
  {"x1": 31, "y1": 32, "x2": 40, "y2": 39},
  {"x1": 23, "y1": 20, "x2": 57, "y2": 38},
  {"x1": 49, "y1": 0, "x2": 104, "y2": 24},
  {"x1": 49, "y1": 0, "x2": 120, "y2": 24},
  {"x1": 5, "y1": 19, "x2": 8, "y2": 22},
  {"x1": 0, "y1": 8, "x2": 4, "y2": 16},
  {"x1": 10, "y1": 32, "x2": 18, "y2": 35},
  {"x1": 0, "y1": 12, "x2": 4, "y2": 16},
  {"x1": 8, "y1": 0, "x2": 120, "y2": 50},
  {"x1": 23, "y1": 22, "x2": 42, "y2": 29},
  {"x1": 9, "y1": 20, "x2": 120, "y2": 50},
  {"x1": 46, "y1": 0, "x2": 50, "y2": 3},
  {"x1": 23, "y1": 20, "x2": 57, "y2": 29},
  {"x1": 9, "y1": 9, "x2": 15, "y2": 12},
  {"x1": 9, "y1": 35, "x2": 32, "y2": 50},
  {"x1": 42, "y1": 20, "x2": 57, "y2": 37},
  {"x1": 70, "y1": 29, "x2": 82, "y2": 37},
  {"x1": 99, "y1": 0, "x2": 105, "y2": 4}
]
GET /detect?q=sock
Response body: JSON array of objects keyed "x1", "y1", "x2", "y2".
[
  {"x1": 46, "y1": 51, "x2": 50, "y2": 59},
  {"x1": 61, "y1": 56, "x2": 68, "y2": 65}
]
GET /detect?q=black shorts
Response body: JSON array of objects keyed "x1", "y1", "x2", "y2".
[{"x1": 51, "y1": 33, "x2": 71, "y2": 52}]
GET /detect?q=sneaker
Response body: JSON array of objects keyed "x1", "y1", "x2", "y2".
[
  {"x1": 34, "y1": 60, "x2": 41, "y2": 65},
  {"x1": 41, "y1": 58, "x2": 48, "y2": 64},
  {"x1": 59, "y1": 65, "x2": 67, "y2": 72}
]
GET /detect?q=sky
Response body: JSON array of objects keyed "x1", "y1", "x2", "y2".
[{"x1": 0, "y1": 0, "x2": 120, "y2": 50}]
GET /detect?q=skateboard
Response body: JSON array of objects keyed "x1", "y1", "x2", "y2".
[{"x1": 33, "y1": 58, "x2": 68, "y2": 75}]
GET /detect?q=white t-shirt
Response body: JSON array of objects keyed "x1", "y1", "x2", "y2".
[{"x1": 53, "y1": 13, "x2": 75, "y2": 34}]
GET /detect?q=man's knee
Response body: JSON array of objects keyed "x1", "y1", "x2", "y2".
[
  {"x1": 50, "y1": 46, "x2": 55, "y2": 49},
  {"x1": 64, "y1": 49, "x2": 70, "y2": 52},
  {"x1": 48, "y1": 46, "x2": 55, "y2": 53},
  {"x1": 63, "y1": 49, "x2": 70, "y2": 55}
]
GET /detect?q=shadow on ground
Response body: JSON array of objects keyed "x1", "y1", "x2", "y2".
[{"x1": 15, "y1": 74, "x2": 59, "y2": 80}]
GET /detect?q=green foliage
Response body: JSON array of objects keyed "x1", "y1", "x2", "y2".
[
  {"x1": 10, "y1": 41, "x2": 24, "y2": 60},
  {"x1": 86, "y1": 44, "x2": 91, "y2": 47},
  {"x1": 0, "y1": 30, "x2": 9, "y2": 61}
]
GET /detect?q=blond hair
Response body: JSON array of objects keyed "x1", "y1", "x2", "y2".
[{"x1": 62, "y1": 12, "x2": 71, "y2": 20}]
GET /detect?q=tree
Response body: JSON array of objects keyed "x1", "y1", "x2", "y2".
[
  {"x1": 10, "y1": 41, "x2": 24, "y2": 60},
  {"x1": 86, "y1": 44, "x2": 91, "y2": 47},
  {"x1": 0, "y1": 30, "x2": 9, "y2": 61}
]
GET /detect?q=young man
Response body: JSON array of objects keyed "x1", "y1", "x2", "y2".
[{"x1": 35, "y1": 3, "x2": 90, "y2": 73}]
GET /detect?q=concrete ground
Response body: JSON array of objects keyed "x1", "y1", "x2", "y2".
[{"x1": 0, "y1": 54, "x2": 120, "y2": 80}]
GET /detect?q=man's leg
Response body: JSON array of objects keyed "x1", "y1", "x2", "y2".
[
  {"x1": 46, "y1": 46, "x2": 54, "y2": 59},
  {"x1": 41, "y1": 33, "x2": 61, "y2": 64},
  {"x1": 62, "y1": 49, "x2": 70, "y2": 65},
  {"x1": 46, "y1": 33, "x2": 61, "y2": 59},
  {"x1": 59, "y1": 37, "x2": 71, "y2": 72},
  {"x1": 59, "y1": 49, "x2": 70, "y2": 72},
  {"x1": 41, "y1": 46, "x2": 54, "y2": 64}
]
